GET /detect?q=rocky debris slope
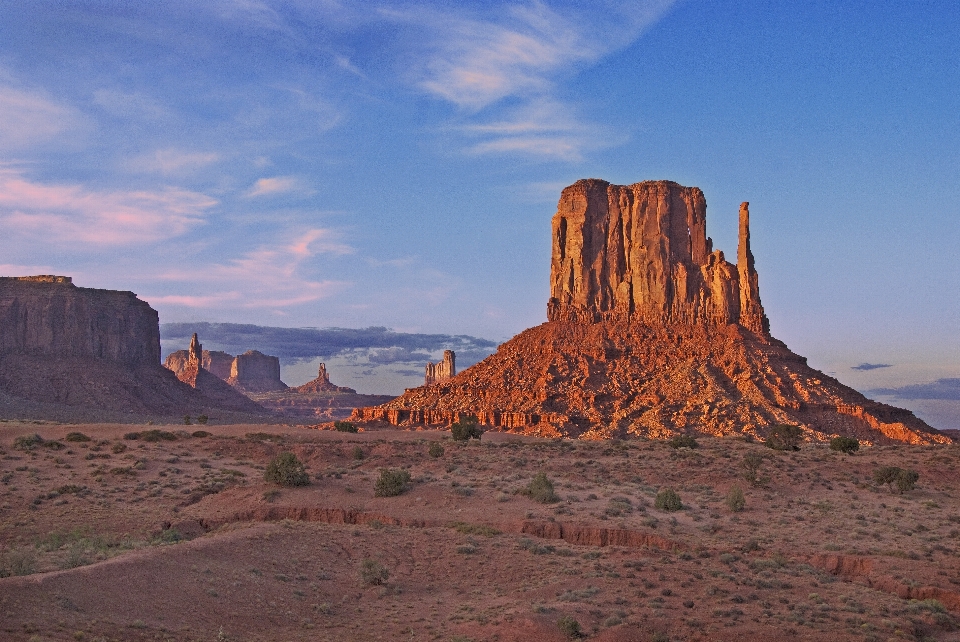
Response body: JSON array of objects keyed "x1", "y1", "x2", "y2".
[{"x1": 354, "y1": 180, "x2": 949, "y2": 445}]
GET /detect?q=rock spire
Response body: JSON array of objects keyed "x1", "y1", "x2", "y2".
[{"x1": 425, "y1": 350, "x2": 456, "y2": 386}]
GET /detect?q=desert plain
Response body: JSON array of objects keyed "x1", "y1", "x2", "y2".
[{"x1": 1, "y1": 420, "x2": 959, "y2": 642}]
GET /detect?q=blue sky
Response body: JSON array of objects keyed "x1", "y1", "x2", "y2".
[{"x1": 1, "y1": 1, "x2": 958, "y2": 426}]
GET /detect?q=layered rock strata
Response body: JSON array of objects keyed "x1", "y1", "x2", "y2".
[
  {"x1": 354, "y1": 180, "x2": 949, "y2": 445},
  {"x1": 0, "y1": 277, "x2": 265, "y2": 417},
  {"x1": 425, "y1": 350, "x2": 456, "y2": 386}
]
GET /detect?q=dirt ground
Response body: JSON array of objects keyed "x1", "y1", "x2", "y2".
[{"x1": 1, "y1": 420, "x2": 959, "y2": 641}]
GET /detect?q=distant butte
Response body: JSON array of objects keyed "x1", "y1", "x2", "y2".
[{"x1": 354, "y1": 179, "x2": 950, "y2": 445}]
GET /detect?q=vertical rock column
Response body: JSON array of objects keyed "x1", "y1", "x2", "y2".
[{"x1": 737, "y1": 202, "x2": 769, "y2": 334}]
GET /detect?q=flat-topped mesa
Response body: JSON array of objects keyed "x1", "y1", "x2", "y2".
[
  {"x1": 226, "y1": 350, "x2": 287, "y2": 393},
  {"x1": 547, "y1": 180, "x2": 769, "y2": 334},
  {"x1": 425, "y1": 350, "x2": 455, "y2": 386}
]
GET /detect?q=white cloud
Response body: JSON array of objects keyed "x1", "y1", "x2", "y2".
[
  {"x1": 152, "y1": 229, "x2": 353, "y2": 309},
  {"x1": 0, "y1": 85, "x2": 84, "y2": 150},
  {"x1": 245, "y1": 176, "x2": 306, "y2": 197},
  {"x1": 0, "y1": 167, "x2": 216, "y2": 245}
]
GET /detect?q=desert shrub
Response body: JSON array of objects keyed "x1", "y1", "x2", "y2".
[
  {"x1": 123, "y1": 432, "x2": 141, "y2": 440},
  {"x1": 428, "y1": 442, "x2": 444, "y2": 458},
  {"x1": 111, "y1": 442, "x2": 127, "y2": 454},
  {"x1": 183, "y1": 415, "x2": 192, "y2": 425},
  {"x1": 334, "y1": 421, "x2": 358, "y2": 433},
  {"x1": 196, "y1": 415, "x2": 209, "y2": 425},
  {"x1": 375, "y1": 468, "x2": 411, "y2": 497},
  {"x1": 359, "y1": 558, "x2": 389, "y2": 586},
  {"x1": 669, "y1": 434, "x2": 699, "y2": 449},
  {"x1": 191, "y1": 430, "x2": 211, "y2": 438},
  {"x1": 264, "y1": 452, "x2": 310, "y2": 487},
  {"x1": 0, "y1": 547, "x2": 37, "y2": 577},
  {"x1": 655, "y1": 488, "x2": 683, "y2": 511},
  {"x1": 141, "y1": 429, "x2": 177, "y2": 442},
  {"x1": 873, "y1": 466, "x2": 920, "y2": 494},
  {"x1": 13, "y1": 434, "x2": 43, "y2": 451},
  {"x1": 830, "y1": 436, "x2": 859, "y2": 453},
  {"x1": 525, "y1": 472, "x2": 560, "y2": 503},
  {"x1": 352, "y1": 445, "x2": 365, "y2": 460},
  {"x1": 450, "y1": 415, "x2": 482, "y2": 441},
  {"x1": 65, "y1": 432, "x2": 91, "y2": 442},
  {"x1": 740, "y1": 452, "x2": 765, "y2": 486},
  {"x1": 765, "y1": 424, "x2": 803, "y2": 451},
  {"x1": 726, "y1": 485, "x2": 746, "y2": 512},
  {"x1": 557, "y1": 615, "x2": 582, "y2": 638}
]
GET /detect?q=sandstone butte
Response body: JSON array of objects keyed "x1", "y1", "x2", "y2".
[
  {"x1": 0, "y1": 276, "x2": 263, "y2": 416},
  {"x1": 166, "y1": 344, "x2": 288, "y2": 393},
  {"x1": 354, "y1": 179, "x2": 951, "y2": 445}
]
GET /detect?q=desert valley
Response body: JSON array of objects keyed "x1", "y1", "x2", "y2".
[{"x1": 1, "y1": 179, "x2": 958, "y2": 642}]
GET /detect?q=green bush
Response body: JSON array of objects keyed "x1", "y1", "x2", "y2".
[
  {"x1": 668, "y1": 434, "x2": 699, "y2": 449},
  {"x1": 450, "y1": 415, "x2": 482, "y2": 441},
  {"x1": 65, "y1": 432, "x2": 91, "y2": 442},
  {"x1": 874, "y1": 466, "x2": 919, "y2": 493},
  {"x1": 264, "y1": 452, "x2": 310, "y2": 487},
  {"x1": 359, "y1": 558, "x2": 389, "y2": 586},
  {"x1": 428, "y1": 442, "x2": 444, "y2": 458},
  {"x1": 191, "y1": 430, "x2": 211, "y2": 438},
  {"x1": 765, "y1": 424, "x2": 803, "y2": 451},
  {"x1": 740, "y1": 452, "x2": 764, "y2": 486},
  {"x1": 375, "y1": 468, "x2": 411, "y2": 497},
  {"x1": 183, "y1": 415, "x2": 192, "y2": 425},
  {"x1": 352, "y1": 445, "x2": 365, "y2": 460},
  {"x1": 726, "y1": 485, "x2": 746, "y2": 512},
  {"x1": 13, "y1": 434, "x2": 44, "y2": 451},
  {"x1": 830, "y1": 436, "x2": 859, "y2": 453},
  {"x1": 123, "y1": 432, "x2": 141, "y2": 440},
  {"x1": 197, "y1": 415, "x2": 209, "y2": 425},
  {"x1": 655, "y1": 488, "x2": 683, "y2": 511},
  {"x1": 525, "y1": 472, "x2": 560, "y2": 503},
  {"x1": 334, "y1": 421, "x2": 358, "y2": 433},
  {"x1": 557, "y1": 615, "x2": 582, "y2": 639}
]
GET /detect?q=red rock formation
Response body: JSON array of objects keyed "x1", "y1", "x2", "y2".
[
  {"x1": 425, "y1": 350, "x2": 456, "y2": 386},
  {"x1": 171, "y1": 334, "x2": 265, "y2": 413},
  {"x1": 295, "y1": 363, "x2": 356, "y2": 394},
  {"x1": 0, "y1": 277, "x2": 266, "y2": 417},
  {"x1": 226, "y1": 350, "x2": 287, "y2": 393},
  {"x1": 354, "y1": 180, "x2": 950, "y2": 445}
]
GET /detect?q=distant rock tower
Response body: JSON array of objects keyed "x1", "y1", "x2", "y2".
[{"x1": 425, "y1": 350, "x2": 456, "y2": 386}]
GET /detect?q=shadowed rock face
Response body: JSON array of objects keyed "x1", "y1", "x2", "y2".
[
  {"x1": 354, "y1": 180, "x2": 949, "y2": 445},
  {"x1": 0, "y1": 276, "x2": 160, "y2": 364},
  {"x1": 226, "y1": 350, "x2": 287, "y2": 393}
]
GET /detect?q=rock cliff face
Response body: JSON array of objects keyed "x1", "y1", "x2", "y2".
[
  {"x1": 425, "y1": 351, "x2": 456, "y2": 386},
  {"x1": 169, "y1": 334, "x2": 265, "y2": 413},
  {"x1": 547, "y1": 180, "x2": 768, "y2": 333},
  {"x1": 0, "y1": 276, "x2": 160, "y2": 363},
  {"x1": 226, "y1": 350, "x2": 287, "y2": 393},
  {"x1": 0, "y1": 277, "x2": 266, "y2": 417},
  {"x1": 354, "y1": 180, "x2": 949, "y2": 445}
]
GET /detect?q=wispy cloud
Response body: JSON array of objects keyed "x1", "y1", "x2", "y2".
[
  {"x1": 130, "y1": 148, "x2": 222, "y2": 175},
  {"x1": 246, "y1": 176, "x2": 305, "y2": 197},
  {"x1": 386, "y1": 0, "x2": 674, "y2": 160},
  {"x1": 0, "y1": 84, "x2": 84, "y2": 150},
  {"x1": 152, "y1": 229, "x2": 353, "y2": 309},
  {"x1": 0, "y1": 167, "x2": 216, "y2": 245}
]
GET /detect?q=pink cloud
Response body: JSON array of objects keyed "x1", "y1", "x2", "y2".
[
  {"x1": 245, "y1": 176, "x2": 302, "y2": 197},
  {"x1": 0, "y1": 167, "x2": 215, "y2": 245}
]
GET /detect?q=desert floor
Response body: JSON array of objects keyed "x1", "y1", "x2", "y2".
[{"x1": 1, "y1": 420, "x2": 959, "y2": 641}]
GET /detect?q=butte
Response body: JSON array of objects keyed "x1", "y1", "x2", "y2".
[{"x1": 354, "y1": 179, "x2": 950, "y2": 445}]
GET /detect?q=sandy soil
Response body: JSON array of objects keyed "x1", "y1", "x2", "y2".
[{"x1": 1, "y1": 421, "x2": 959, "y2": 641}]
